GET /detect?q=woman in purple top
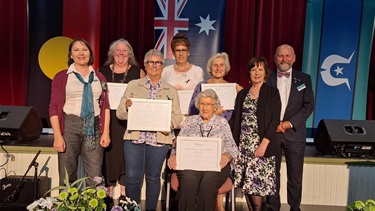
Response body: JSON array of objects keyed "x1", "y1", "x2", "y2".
[{"x1": 188, "y1": 52, "x2": 243, "y2": 121}]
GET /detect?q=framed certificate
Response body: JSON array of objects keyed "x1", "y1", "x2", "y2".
[
  {"x1": 176, "y1": 136, "x2": 222, "y2": 172},
  {"x1": 201, "y1": 83, "x2": 236, "y2": 110},
  {"x1": 127, "y1": 98, "x2": 171, "y2": 131},
  {"x1": 107, "y1": 82, "x2": 128, "y2": 110},
  {"x1": 177, "y1": 90, "x2": 194, "y2": 115}
]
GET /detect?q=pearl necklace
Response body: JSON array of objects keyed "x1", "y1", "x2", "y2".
[{"x1": 175, "y1": 62, "x2": 189, "y2": 70}]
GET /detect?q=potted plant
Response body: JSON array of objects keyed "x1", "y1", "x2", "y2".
[{"x1": 27, "y1": 169, "x2": 140, "y2": 211}]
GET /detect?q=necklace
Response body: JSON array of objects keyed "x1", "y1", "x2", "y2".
[
  {"x1": 175, "y1": 62, "x2": 189, "y2": 70},
  {"x1": 111, "y1": 64, "x2": 130, "y2": 83}
]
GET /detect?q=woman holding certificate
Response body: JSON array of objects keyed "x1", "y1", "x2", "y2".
[
  {"x1": 188, "y1": 52, "x2": 242, "y2": 210},
  {"x1": 230, "y1": 57, "x2": 281, "y2": 211},
  {"x1": 167, "y1": 89, "x2": 238, "y2": 211},
  {"x1": 189, "y1": 52, "x2": 243, "y2": 120},
  {"x1": 98, "y1": 38, "x2": 145, "y2": 199},
  {"x1": 116, "y1": 49, "x2": 183, "y2": 210}
]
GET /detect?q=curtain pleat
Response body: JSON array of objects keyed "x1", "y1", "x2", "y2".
[
  {"x1": 0, "y1": 0, "x2": 28, "y2": 105},
  {"x1": 99, "y1": 0, "x2": 155, "y2": 68}
]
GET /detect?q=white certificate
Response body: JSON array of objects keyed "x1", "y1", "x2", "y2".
[
  {"x1": 201, "y1": 83, "x2": 236, "y2": 110},
  {"x1": 107, "y1": 83, "x2": 128, "y2": 110},
  {"x1": 177, "y1": 90, "x2": 194, "y2": 115},
  {"x1": 176, "y1": 136, "x2": 222, "y2": 172},
  {"x1": 127, "y1": 98, "x2": 171, "y2": 131}
]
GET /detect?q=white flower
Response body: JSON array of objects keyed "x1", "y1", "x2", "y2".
[{"x1": 26, "y1": 199, "x2": 40, "y2": 210}]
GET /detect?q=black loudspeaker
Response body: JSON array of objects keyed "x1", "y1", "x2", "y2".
[
  {"x1": 314, "y1": 119, "x2": 375, "y2": 156},
  {"x1": 0, "y1": 105, "x2": 42, "y2": 143},
  {"x1": 0, "y1": 176, "x2": 49, "y2": 208}
]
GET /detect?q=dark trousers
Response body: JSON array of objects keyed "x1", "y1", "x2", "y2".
[
  {"x1": 176, "y1": 165, "x2": 230, "y2": 211},
  {"x1": 58, "y1": 114, "x2": 103, "y2": 187},
  {"x1": 267, "y1": 133, "x2": 305, "y2": 211}
]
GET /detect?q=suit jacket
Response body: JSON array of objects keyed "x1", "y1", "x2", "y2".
[
  {"x1": 265, "y1": 69, "x2": 315, "y2": 142},
  {"x1": 230, "y1": 83, "x2": 281, "y2": 157}
]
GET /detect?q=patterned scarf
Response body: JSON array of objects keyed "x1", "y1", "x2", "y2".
[{"x1": 73, "y1": 71, "x2": 96, "y2": 150}]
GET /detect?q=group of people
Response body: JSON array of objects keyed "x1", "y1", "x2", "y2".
[{"x1": 49, "y1": 33, "x2": 314, "y2": 211}]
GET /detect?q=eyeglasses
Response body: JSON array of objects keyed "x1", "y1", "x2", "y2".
[
  {"x1": 199, "y1": 103, "x2": 215, "y2": 108},
  {"x1": 174, "y1": 49, "x2": 188, "y2": 54},
  {"x1": 145, "y1": 61, "x2": 164, "y2": 67}
]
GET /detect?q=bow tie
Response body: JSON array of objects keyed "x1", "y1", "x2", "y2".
[{"x1": 277, "y1": 71, "x2": 290, "y2": 78}]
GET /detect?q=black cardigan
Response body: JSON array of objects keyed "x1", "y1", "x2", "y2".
[{"x1": 229, "y1": 83, "x2": 281, "y2": 157}]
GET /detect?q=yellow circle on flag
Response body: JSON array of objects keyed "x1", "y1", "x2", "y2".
[{"x1": 38, "y1": 36, "x2": 73, "y2": 80}]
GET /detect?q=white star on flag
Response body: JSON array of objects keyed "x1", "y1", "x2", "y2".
[{"x1": 195, "y1": 14, "x2": 216, "y2": 35}]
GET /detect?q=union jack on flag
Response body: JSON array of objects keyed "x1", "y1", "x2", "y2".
[{"x1": 154, "y1": 0, "x2": 226, "y2": 72}]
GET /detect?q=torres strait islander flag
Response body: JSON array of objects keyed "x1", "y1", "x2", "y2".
[
  {"x1": 154, "y1": 0, "x2": 226, "y2": 78},
  {"x1": 302, "y1": 0, "x2": 375, "y2": 130}
]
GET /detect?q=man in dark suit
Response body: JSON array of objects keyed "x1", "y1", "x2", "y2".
[{"x1": 266, "y1": 44, "x2": 315, "y2": 211}]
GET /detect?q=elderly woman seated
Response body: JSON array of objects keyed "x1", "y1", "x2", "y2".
[{"x1": 167, "y1": 89, "x2": 239, "y2": 211}]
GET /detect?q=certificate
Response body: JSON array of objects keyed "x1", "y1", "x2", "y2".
[
  {"x1": 176, "y1": 136, "x2": 222, "y2": 172},
  {"x1": 107, "y1": 82, "x2": 128, "y2": 110},
  {"x1": 201, "y1": 83, "x2": 236, "y2": 110},
  {"x1": 177, "y1": 90, "x2": 194, "y2": 115},
  {"x1": 127, "y1": 98, "x2": 171, "y2": 131}
]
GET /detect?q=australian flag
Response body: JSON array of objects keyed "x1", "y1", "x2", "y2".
[{"x1": 154, "y1": 0, "x2": 226, "y2": 78}]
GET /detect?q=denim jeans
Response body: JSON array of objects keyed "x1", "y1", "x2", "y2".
[{"x1": 124, "y1": 141, "x2": 169, "y2": 210}]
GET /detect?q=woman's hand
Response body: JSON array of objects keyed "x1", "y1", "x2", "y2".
[
  {"x1": 53, "y1": 135, "x2": 66, "y2": 152},
  {"x1": 168, "y1": 154, "x2": 177, "y2": 170},
  {"x1": 220, "y1": 153, "x2": 232, "y2": 169},
  {"x1": 125, "y1": 99, "x2": 132, "y2": 110},
  {"x1": 100, "y1": 133, "x2": 111, "y2": 148},
  {"x1": 254, "y1": 138, "x2": 270, "y2": 157},
  {"x1": 215, "y1": 106, "x2": 225, "y2": 116}
]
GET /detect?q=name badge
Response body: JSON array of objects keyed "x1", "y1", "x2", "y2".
[{"x1": 297, "y1": 84, "x2": 306, "y2": 91}]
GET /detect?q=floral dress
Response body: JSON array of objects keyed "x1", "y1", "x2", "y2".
[{"x1": 233, "y1": 94, "x2": 276, "y2": 196}]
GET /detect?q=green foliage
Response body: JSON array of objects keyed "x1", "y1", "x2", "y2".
[
  {"x1": 28, "y1": 168, "x2": 107, "y2": 211},
  {"x1": 347, "y1": 199, "x2": 375, "y2": 211}
]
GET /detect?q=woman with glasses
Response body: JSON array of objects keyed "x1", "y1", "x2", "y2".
[
  {"x1": 116, "y1": 49, "x2": 183, "y2": 210},
  {"x1": 162, "y1": 33, "x2": 204, "y2": 90},
  {"x1": 167, "y1": 89, "x2": 238, "y2": 211},
  {"x1": 188, "y1": 52, "x2": 243, "y2": 210}
]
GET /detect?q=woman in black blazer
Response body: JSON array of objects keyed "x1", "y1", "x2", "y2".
[{"x1": 230, "y1": 57, "x2": 281, "y2": 211}]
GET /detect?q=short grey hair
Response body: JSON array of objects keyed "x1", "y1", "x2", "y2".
[
  {"x1": 143, "y1": 49, "x2": 165, "y2": 64},
  {"x1": 206, "y1": 52, "x2": 231, "y2": 76},
  {"x1": 195, "y1": 89, "x2": 221, "y2": 109}
]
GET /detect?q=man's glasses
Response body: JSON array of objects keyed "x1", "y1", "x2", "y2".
[{"x1": 145, "y1": 61, "x2": 164, "y2": 67}]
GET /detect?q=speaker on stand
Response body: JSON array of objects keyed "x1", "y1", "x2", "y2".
[{"x1": 314, "y1": 119, "x2": 375, "y2": 157}]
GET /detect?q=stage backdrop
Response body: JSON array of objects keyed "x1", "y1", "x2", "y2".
[
  {"x1": 302, "y1": 0, "x2": 375, "y2": 130},
  {"x1": 154, "y1": 0, "x2": 226, "y2": 79}
]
